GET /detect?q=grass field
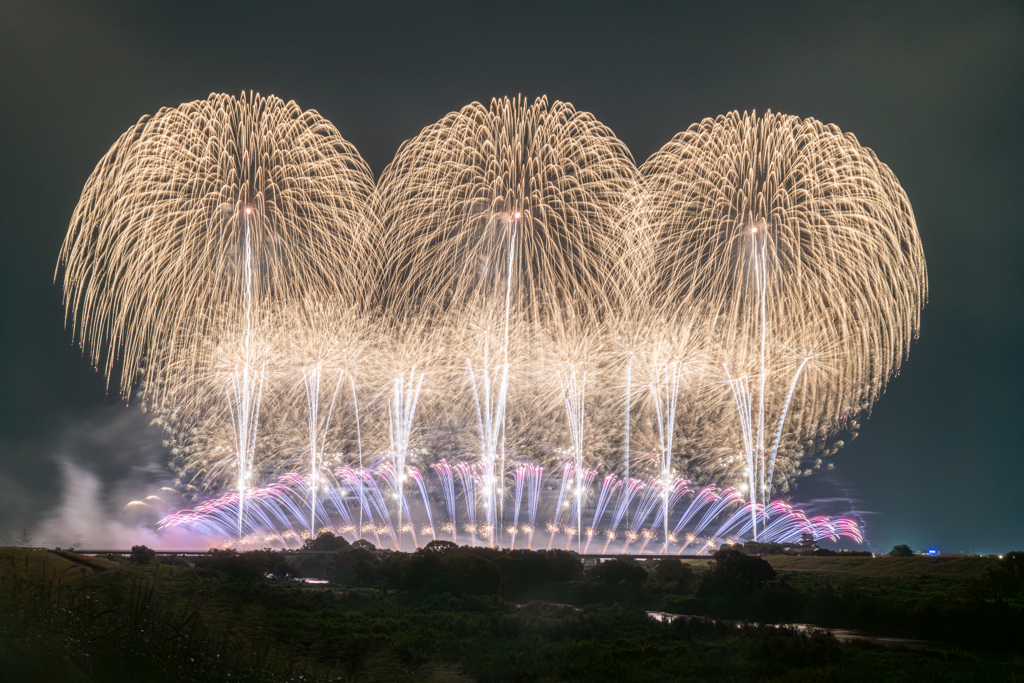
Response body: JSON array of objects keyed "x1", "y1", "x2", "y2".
[
  {"x1": 764, "y1": 555, "x2": 1000, "y2": 579},
  {"x1": 0, "y1": 547, "x2": 94, "y2": 583}
]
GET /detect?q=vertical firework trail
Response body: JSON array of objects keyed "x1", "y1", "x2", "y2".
[
  {"x1": 388, "y1": 368, "x2": 424, "y2": 550},
  {"x1": 559, "y1": 367, "x2": 587, "y2": 551},
  {"x1": 526, "y1": 464, "x2": 542, "y2": 549},
  {"x1": 455, "y1": 463, "x2": 479, "y2": 545},
  {"x1": 498, "y1": 223, "x2": 516, "y2": 543},
  {"x1": 623, "y1": 355, "x2": 632, "y2": 532},
  {"x1": 465, "y1": 225, "x2": 515, "y2": 547},
  {"x1": 228, "y1": 208, "x2": 265, "y2": 539},
  {"x1": 302, "y1": 363, "x2": 343, "y2": 535},
  {"x1": 350, "y1": 374, "x2": 364, "y2": 540},
  {"x1": 719, "y1": 228, "x2": 772, "y2": 540},
  {"x1": 432, "y1": 460, "x2": 458, "y2": 543},
  {"x1": 650, "y1": 361, "x2": 681, "y2": 552}
]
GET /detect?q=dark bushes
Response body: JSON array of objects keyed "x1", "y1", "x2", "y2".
[
  {"x1": 697, "y1": 548, "x2": 777, "y2": 598},
  {"x1": 385, "y1": 546, "x2": 506, "y2": 596},
  {"x1": 195, "y1": 549, "x2": 299, "y2": 581},
  {"x1": 977, "y1": 551, "x2": 1024, "y2": 601},
  {"x1": 492, "y1": 549, "x2": 583, "y2": 598},
  {"x1": 325, "y1": 547, "x2": 381, "y2": 586},
  {"x1": 291, "y1": 533, "x2": 354, "y2": 578},
  {"x1": 741, "y1": 541, "x2": 788, "y2": 555},
  {"x1": 320, "y1": 544, "x2": 584, "y2": 598},
  {"x1": 129, "y1": 544, "x2": 156, "y2": 565},
  {"x1": 589, "y1": 558, "x2": 647, "y2": 587},
  {"x1": 652, "y1": 557, "x2": 695, "y2": 590},
  {"x1": 402, "y1": 551, "x2": 503, "y2": 595}
]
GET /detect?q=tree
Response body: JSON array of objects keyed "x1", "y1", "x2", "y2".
[
  {"x1": 302, "y1": 531, "x2": 351, "y2": 551},
  {"x1": 697, "y1": 548, "x2": 777, "y2": 597},
  {"x1": 743, "y1": 542, "x2": 787, "y2": 555},
  {"x1": 437, "y1": 552, "x2": 501, "y2": 595},
  {"x1": 590, "y1": 559, "x2": 648, "y2": 587},
  {"x1": 327, "y1": 547, "x2": 379, "y2": 586},
  {"x1": 423, "y1": 539, "x2": 459, "y2": 554},
  {"x1": 129, "y1": 545, "x2": 156, "y2": 565},
  {"x1": 890, "y1": 544, "x2": 914, "y2": 557},
  {"x1": 540, "y1": 549, "x2": 585, "y2": 582},
  {"x1": 652, "y1": 558, "x2": 694, "y2": 590}
]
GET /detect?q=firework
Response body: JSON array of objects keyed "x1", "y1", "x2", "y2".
[
  {"x1": 375, "y1": 96, "x2": 638, "y2": 544},
  {"x1": 638, "y1": 110, "x2": 927, "y2": 536},
  {"x1": 59, "y1": 92, "x2": 376, "y2": 533},
  {"x1": 62, "y1": 96, "x2": 923, "y2": 548}
]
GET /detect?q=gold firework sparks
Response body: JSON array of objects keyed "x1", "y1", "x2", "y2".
[{"x1": 57, "y1": 98, "x2": 926, "y2": 537}]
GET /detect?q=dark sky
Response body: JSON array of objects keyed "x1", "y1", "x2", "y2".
[{"x1": 1, "y1": 0, "x2": 1021, "y2": 553}]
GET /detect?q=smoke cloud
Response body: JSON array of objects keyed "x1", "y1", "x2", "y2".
[{"x1": 0, "y1": 407, "x2": 204, "y2": 549}]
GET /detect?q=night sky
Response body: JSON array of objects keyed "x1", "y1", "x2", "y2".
[{"x1": 1, "y1": 1, "x2": 1021, "y2": 553}]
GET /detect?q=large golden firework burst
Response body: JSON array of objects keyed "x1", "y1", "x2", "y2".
[
  {"x1": 375, "y1": 95, "x2": 637, "y2": 333},
  {"x1": 638, "y1": 110, "x2": 927, "y2": 497},
  {"x1": 57, "y1": 97, "x2": 927, "y2": 516},
  {"x1": 58, "y1": 92, "x2": 376, "y2": 402}
]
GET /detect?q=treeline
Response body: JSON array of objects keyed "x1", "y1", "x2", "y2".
[
  {"x1": 4, "y1": 545, "x2": 1024, "y2": 681},
  {"x1": 728, "y1": 541, "x2": 872, "y2": 557},
  {"x1": 186, "y1": 535, "x2": 1024, "y2": 650}
]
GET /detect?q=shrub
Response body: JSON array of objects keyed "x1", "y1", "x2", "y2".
[
  {"x1": 977, "y1": 550, "x2": 1024, "y2": 601},
  {"x1": 154, "y1": 555, "x2": 192, "y2": 568},
  {"x1": 889, "y1": 544, "x2": 914, "y2": 557},
  {"x1": 379, "y1": 546, "x2": 502, "y2": 596},
  {"x1": 129, "y1": 545, "x2": 156, "y2": 565},
  {"x1": 196, "y1": 549, "x2": 299, "y2": 581}
]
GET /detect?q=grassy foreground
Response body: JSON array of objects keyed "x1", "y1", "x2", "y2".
[{"x1": 1, "y1": 547, "x2": 1022, "y2": 682}]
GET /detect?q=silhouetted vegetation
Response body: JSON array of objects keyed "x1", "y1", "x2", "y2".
[
  {"x1": 589, "y1": 558, "x2": 648, "y2": 586},
  {"x1": 1, "y1": 546, "x2": 1023, "y2": 681},
  {"x1": 194, "y1": 548, "x2": 299, "y2": 582},
  {"x1": 697, "y1": 548, "x2": 777, "y2": 597},
  {"x1": 975, "y1": 551, "x2": 1024, "y2": 604},
  {"x1": 302, "y1": 531, "x2": 351, "y2": 552},
  {"x1": 129, "y1": 544, "x2": 156, "y2": 565},
  {"x1": 811, "y1": 547, "x2": 873, "y2": 557},
  {"x1": 738, "y1": 541, "x2": 788, "y2": 555},
  {"x1": 890, "y1": 544, "x2": 914, "y2": 557},
  {"x1": 651, "y1": 557, "x2": 695, "y2": 591}
]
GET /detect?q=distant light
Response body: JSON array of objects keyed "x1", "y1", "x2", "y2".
[{"x1": 927, "y1": 548, "x2": 938, "y2": 556}]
